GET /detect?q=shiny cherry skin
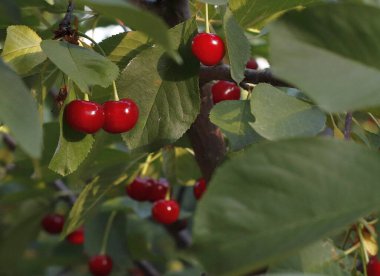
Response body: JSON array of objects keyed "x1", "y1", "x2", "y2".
[
  {"x1": 194, "y1": 178, "x2": 207, "y2": 200},
  {"x1": 41, "y1": 214, "x2": 65, "y2": 234},
  {"x1": 103, "y1": 98, "x2": 139, "y2": 134},
  {"x1": 66, "y1": 227, "x2": 84, "y2": 245},
  {"x1": 126, "y1": 177, "x2": 151, "y2": 201},
  {"x1": 211, "y1": 81, "x2": 241, "y2": 104},
  {"x1": 88, "y1": 255, "x2": 113, "y2": 276},
  {"x1": 191, "y1": 33, "x2": 225, "y2": 66},
  {"x1": 64, "y1": 100, "x2": 105, "y2": 134},
  {"x1": 246, "y1": 58, "x2": 258, "y2": 70},
  {"x1": 152, "y1": 200, "x2": 180, "y2": 224},
  {"x1": 148, "y1": 178, "x2": 169, "y2": 202},
  {"x1": 367, "y1": 257, "x2": 380, "y2": 276}
]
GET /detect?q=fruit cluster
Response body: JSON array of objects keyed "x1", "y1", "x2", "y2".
[
  {"x1": 191, "y1": 32, "x2": 260, "y2": 105},
  {"x1": 126, "y1": 177, "x2": 169, "y2": 202},
  {"x1": 127, "y1": 177, "x2": 180, "y2": 225},
  {"x1": 64, "y1": 98, "x2": 139, "y2": 134},
  {"x1": 41, "y1": 214, "x2": 112, "y2": 276}
]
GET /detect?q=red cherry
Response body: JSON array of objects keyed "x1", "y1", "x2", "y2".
[
  {"x1": 126, "y1": 177, "x2": 151, "y2": 201},
  {"x1": 41, "y1": 214, "x2": 65, "y2": 234},
  {"x1": 211, "y1": 81, "x2": 241, "y2": 104},
  {"x1": 246, "y1": 58, "x2": 258, "y2": 70},
  {"x1": 103, "y1": 98, "x2": 139, "y2": 134},
  {"x1": 66, "y1": 227, "x2": 84, "y2": 245},
  {"x1": 148, "y1": 178, "x2": 169, "y2": 202},
  {"x1": 64, "y1": 100, "x2": 104, "y2": 134},
  {"x1": 367, "y1": 257, "x2": 380, "y2": 276},
  {"x1": 152, "y1": 200, "x2": 180, "y2": 224},
  {"x1": 191, "y1": 33, "x2": 225, "y2": 66},
  {"x1": 194, "y1": 178, "x2": 207, "y2": 200},
  {"x1": 88, "y1": 255, "x2": 113, "y2": 276}
]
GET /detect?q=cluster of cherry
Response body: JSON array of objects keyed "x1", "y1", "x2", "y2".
[
  {"x1": 191, "y1": 32, "x2": 259, "y2": 105},
  {"x1": 64, "y1": 98, "x2": 139, "y2": 134}
]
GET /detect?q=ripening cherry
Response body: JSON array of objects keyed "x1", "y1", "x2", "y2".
[
  {"x1": 64, "y1": 100, "x2": 105, "y2": 134},
  {"x1": 246, "y1": 58, "x2": 258, "y2": 70},
  {"x1": 41, "y1": 214, "x2": 65, "y2": 234},
  {"x1": 367, "y1": 257, "x2": 380, "y2": 276},
  {"x1": 194, "y1": 178, "x2": 207, "y2": 200},
  {"x1": 88, "y1": 255, "x2": 113, "y2": 276},
  {"x1": 103, "y1": 98, "x2": 139, "y2": 134},
  {"x1": 191, "y1": 32, "x2": 225, "y2": 66},
  {"x1": 66, "y1": 227, "x2": 85, "y2": 245},
  {"x1": 148, "y1": 178, "x2": 169, "y2": 202},
  {"x1": 211, "y1": 81, "x2": 241, "y2": 104},
  {"x1": 126, "y1": 177, "x2": 151, "y2": 201},
  {"x1": 152, "y1": 200, "x2": 180, "y2": 224}
]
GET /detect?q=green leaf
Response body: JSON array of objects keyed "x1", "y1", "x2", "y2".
[
  {"x1": 229, "y1": 0, "x2": 320, "y2": 29},
  {"x1": 1, "y1": 26, "x2": 46, "y2": 75},
  {"x1": 48, "y1": 89, "x2": 94, "y2": 176},
  {"x1": 193, "y1": 138, "x2": 380, "y2": 275},
  {"x1": 268, "y1": 240, "x2": 351, "y2": 275},
  {"x1": 98, "y1": 31, "x2": 150, "y2": 70},
  {"x1": 250, "y1": 84, "x2": 326, "y2": 140},
  {"x1": 82, "y1": 0, "x2": 181, "y2": 63},
  {"x1": 210, "y1": 100, "x2": 263, "y2": 151},
  {"x1": 101, "y1": 197, "x2": 152, "y2": 218},
  {"x1": 175, "y1": 147, "x2": 202, "y2": 185},
  {"x1": 0, "y1": 61, "x2": 42, "y2": 158},
  {"x1": 118, "y1": 18, "x2": 200, "y2": 151},
  {"x1": 41, "y1": 40, "x2": 119, "y2": 93},
  {"x1": 64, "y1": 153, "x2": 146, "y2": 235},
  {"x1": 269, "y1": 3, "x2": 380, "y2": 112},
  {"x1": 223, "y1": 8, "x2": 250, "y2": 84}
]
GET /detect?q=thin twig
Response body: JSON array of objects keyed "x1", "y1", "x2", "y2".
[
  {"x1": 52, "y1": 179, "x2": 77, "y2": 205},
  {"x1": 344, "y1": 112, "x2": 353, "y2": 140}
]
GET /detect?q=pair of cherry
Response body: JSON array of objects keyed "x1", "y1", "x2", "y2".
[
  {"x1": 210, "y1": 59, "x2": 258, "y2": 104},
  {"x1": 127, "y1": 177, "x2": 169, "y2": 202},
  {"x1": 65, "y1": 98, "x2": 139, "y2": 134},
  {"x1": 127, "y1": 177, "x2": 180, "y2": 224},
  {"x1": 41, "y1": 214, "x2": 84, "y2": 244}
]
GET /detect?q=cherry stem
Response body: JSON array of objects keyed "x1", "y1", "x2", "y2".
[
  {"x1": 100, "y1": 211, "x2": 117, "y2": 255},
  {"x1": 368, "y1": 112, "x2": 380, "y2": 129},
  {"x1": 357, "y1": 224, "x2": 369, "y2": 276},
  {"x1": 140, "y1": 153, "x2": 154, "y2": 176},
  {"x1": 84, "y1": 93, "x2": 89, "y2": 101},
  {"x1": 112, "y1": 81, "x2": 120, "y2": 101},
  {"x1": 77, "y1": 32, "x2": 106, "y2": 57},
  {"x1": 78, "y1": 32, "x2": 121, "y2": 101},
  {"x1": 32, "y1": 159, "x2": 42, "y2": 180},
  {"x1": 359, "y1": 218, "x2": 378, "y2": 238},
  {"x1": 205, "y1": 4, "x2": 210, "y2": 33}
]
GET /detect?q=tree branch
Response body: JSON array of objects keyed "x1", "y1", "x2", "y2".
[
  {"x1": 199, "y1": 64, "x2": 292, "y2": 87},
  {"x1": 189, "y1": 83, "x2": 226, "y2": 182}
]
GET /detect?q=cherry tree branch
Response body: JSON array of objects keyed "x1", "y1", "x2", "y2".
[{"x1": 199, "y1": 64, "x2": 292, "y2": 87}]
